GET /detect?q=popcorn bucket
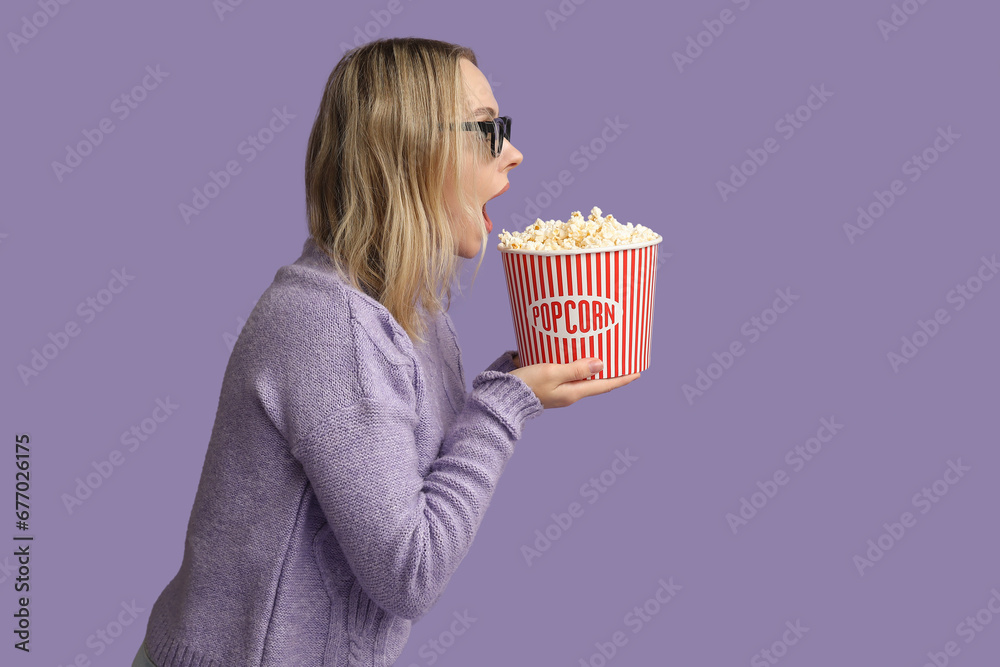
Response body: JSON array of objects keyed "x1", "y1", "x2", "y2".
[{"x1": 498, "y1": 237, "x2": 661, "y2": 379}]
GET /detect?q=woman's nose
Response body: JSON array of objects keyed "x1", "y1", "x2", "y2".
[{"x1": 503, "y1": 141, "x2": 523, "y2": 170}]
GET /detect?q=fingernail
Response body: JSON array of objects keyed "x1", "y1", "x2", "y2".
[{"x1": 589, "y1": 359, "x2": 604, "y2": 373}]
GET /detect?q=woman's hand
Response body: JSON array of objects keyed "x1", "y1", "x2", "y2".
[{"x1": 508, "y1": 357, "x2": 640, "y2": 409}]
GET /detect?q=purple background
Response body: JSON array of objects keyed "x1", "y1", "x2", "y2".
[{"x1": 4, "y1": 0, "x2": 999, "y2": 665}]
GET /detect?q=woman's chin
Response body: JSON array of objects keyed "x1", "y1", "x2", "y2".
[{"x1": 457, "y1": 236, "x2": 483, "y2": 258}]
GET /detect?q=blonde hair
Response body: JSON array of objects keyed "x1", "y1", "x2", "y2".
[{"x1": 305, "y1": 37, "x2": 490, "y2": 347}]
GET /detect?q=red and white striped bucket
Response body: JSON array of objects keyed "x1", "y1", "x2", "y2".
[{"x1": 498, "y1": 237, "x2": 661, "y2": 379}]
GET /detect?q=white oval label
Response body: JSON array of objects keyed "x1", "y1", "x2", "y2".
[{"x1": 527, "y1": 295, "x2": 621, "y2": 339}]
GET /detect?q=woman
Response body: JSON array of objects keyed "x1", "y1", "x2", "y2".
[{"x1": 133, "y1": 37, "x2": 639, "y2": 667}]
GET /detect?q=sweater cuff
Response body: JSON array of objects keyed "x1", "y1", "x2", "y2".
[
  {"x1": 485, "y1": 349, "x2": 519, "y2": 374},
  {"x1": 470, "y1": 368, "x2": 543, "y2": 440}
]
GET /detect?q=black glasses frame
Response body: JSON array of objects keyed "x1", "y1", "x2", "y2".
[{"x1": 460, "y1": 116, "x2": 512, "y2": 158}]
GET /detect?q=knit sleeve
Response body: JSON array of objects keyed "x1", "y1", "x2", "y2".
[
  {"x1": 290, "y1": 349, "x2": 543, "y2": 621},
  {"x1": 483, "y1": 349, "x2": 519, "y2": 374}
]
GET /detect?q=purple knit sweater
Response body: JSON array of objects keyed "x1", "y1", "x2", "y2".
[{"x1": 142, "y1": 237, "x2": 544, "y2": 666}]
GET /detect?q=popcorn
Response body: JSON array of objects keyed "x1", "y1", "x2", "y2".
[{"x1": 496, "y1": 207, "x2": 660, "y2": 251}]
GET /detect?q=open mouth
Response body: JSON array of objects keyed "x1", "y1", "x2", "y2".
[
  {"x1": 483, "y1": 182, "x2": 510, "y2": 233},
  {"x1": 482, "y1": 204, "x2": 492, "y2": 233}
]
